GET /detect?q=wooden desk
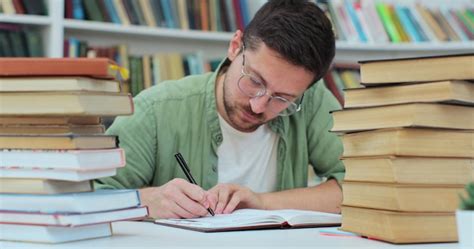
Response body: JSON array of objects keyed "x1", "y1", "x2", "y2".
[{"x1": 0, "y1": 221, "x2": 459, "y2": 249}]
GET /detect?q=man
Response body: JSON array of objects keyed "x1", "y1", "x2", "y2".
[{"x1": 95, "y1": 0, "x2": 344, "y2": 219}]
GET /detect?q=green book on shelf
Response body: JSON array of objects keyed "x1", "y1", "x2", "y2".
[
  {"x1": 376, "y1": 3, "x2": 401, "y2": 42},
  {"x1": 23, "y1": 30, "x2": 44, "y2": 57},
  {"x1": 82, "y1": 0, "x2": 105, "y2": 22}
]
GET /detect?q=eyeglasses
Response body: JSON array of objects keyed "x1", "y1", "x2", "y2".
[{"x1": 237, "y1": 45, "x2": 304, "y2": 116}]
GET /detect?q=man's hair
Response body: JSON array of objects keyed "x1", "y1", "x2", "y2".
[{"x1": 243, "y1": 0, "x2": 335, "y2": 83}]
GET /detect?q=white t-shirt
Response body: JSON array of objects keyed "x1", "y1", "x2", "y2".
[{"x1": 217, "y1": 114, "x2": 279, "y2": 193}]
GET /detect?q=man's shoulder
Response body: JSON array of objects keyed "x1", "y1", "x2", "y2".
[
  {"x1": 303, "y1": 81, "x2": 341, "y2": 113},
  {"x1": 133, "y1": 72, "x2": 213, "y2": 105}
]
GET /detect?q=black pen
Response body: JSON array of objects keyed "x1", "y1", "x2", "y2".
[{"x1": 174, "y1": 152, "x2": 215, "y2": 216}]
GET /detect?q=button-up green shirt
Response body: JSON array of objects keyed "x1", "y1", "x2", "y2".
[{"x1": 94, "y1": 60, "x2": 345, "y2": 191}]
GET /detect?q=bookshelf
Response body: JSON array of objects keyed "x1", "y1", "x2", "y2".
[{"x1": 0, "y1": 0, "x2": 472, "y2": 62}]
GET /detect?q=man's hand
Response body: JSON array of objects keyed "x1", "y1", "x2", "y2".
[
  {"x1": 207, "y1": 183, "x2": 264, "y2": 214},
  {"x1": 139, "y1": 178, "x2": 214, "y2": 219}
]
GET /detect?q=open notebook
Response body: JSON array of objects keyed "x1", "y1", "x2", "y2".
[{"x1": 155, "y1": 209, "x2": 341, "y2": 232}]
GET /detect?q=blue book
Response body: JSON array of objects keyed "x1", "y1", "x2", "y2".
[
  {"x1": 395, "y1": 5, "x2": 422, "y2": 42},
  {"x1": 72, "y1": 0, "x2": 85, "y2": 20},
  {"x1": 160, "y1": 0, "x2": 176, "y2": 28},
  {"x1": 103, "y1": 0, "x2": 121, "y2": 24},
  {"x1": 403, "y1": 7, "x2": 429, "y2": 42},
  {"x1": 344, "y1": 0, "x2": 367, "y2": 42},
  {"x1": 240, "y1": 0, "x2": 251, "y2": 27}
]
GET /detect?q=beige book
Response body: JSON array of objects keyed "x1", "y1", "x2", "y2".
[
  {"x1": 0, "y1": 116, "x2": 101, "y2": 125},
  {"x1": 343, "y1": 156, "x2": 474, "y2": 184},
  {"x1": 142, "y1": 55, "x2": 152, "y2": 89},
  {"x1": 0, "y1": 77, "x2": 120, "y2": 92},
  {"x1": 341, "y1": 206, "x2": 457, "y2": 243},
  {"x1": 344, "y1": 81, "x2": 474, "y2": 108},
  {"x1": 138, "y1": 0, "x2": 157, "y2": 26},
  {"x1": 113, "y1": 0, "x2": 131, "y2": 25},
  {"x1": 342, "y1": 181, "x2": 465, "y2": 212},
  {"x1": 0, "y1": 124, "x2": 105, "y2": 135},
  {"x1": 332, "y1": 103, "x2": 474, "y2": 132},
  {"x1": 0, "y1": 179, "x2": 93, "y2": 194},
  {"x1": 177, "y1": 0, "x2": 189, "y2": 30},
  {"x1": 0, "y1": 134, "x2": 117, "y2": 149},
  {"x1": 0, "y1": 92, "x2": 133, "y2": 116},
  {"x1": 360, "y1": 53, "x2": 474, "y2": 84},
  {"x1": 342, "y1": 128, "x2": 474, "y2": 158}
]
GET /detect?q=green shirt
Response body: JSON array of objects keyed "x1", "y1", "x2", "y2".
[{"x1": 95, "y1": 60, "x2": 345, "y2": 191}]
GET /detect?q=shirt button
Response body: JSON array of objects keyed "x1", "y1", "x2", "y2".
[
  {"x1": 212, "y1": 164, "x2": 217, "y2": 172},
  {"x1": 215, "y1": 134, "x2": 223, "y2": 143}
]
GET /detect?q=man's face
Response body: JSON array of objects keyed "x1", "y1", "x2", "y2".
[{"x1": 219, "y1": 43, "x2": 314, "y2": 132}]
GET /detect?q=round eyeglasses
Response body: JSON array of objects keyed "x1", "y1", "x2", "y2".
[{"x1": 237, "y1": 46, "x2": 304, "y2": 116}]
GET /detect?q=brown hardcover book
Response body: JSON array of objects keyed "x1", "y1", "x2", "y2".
[
  {"x1": 344, "y1": 80, "x2": 474, "y2": 108},
  {"x1": 0, "y1": 58, "x2": 121, "y2": 79},
  {"x1": 342, "y1": 128, "x2": 474, "y2": 158},
  {"x1": 0, "y1": 116, "x2": 101, "y2": 125},
  {"x1": 0, "y1": 77, "x2": 121, "y2": 92},
  {"x1": 332, "y1": 103, "x2": 474, "y2": 132},
  {"x1": 341, "y1": 206, "x2": 457, "y2": 243},
  {"x1": 0, "y1": 179, "x2": 93, "y2": 194},
  {"x1": 0, "y1": 134, "x2": 118, "y2": 149},
  {"x1": 342, "y1": 181, "x2": 465, "y2": 212},
  {"x1": 343, "y1": 156, "x2": 474, "y2": 185},
  {"x1": 0, "y1": 92, "x2": 133, "y2": 116},
  {"x1": 359, "y1": 53, "x2": 474, "y2": 84},
  {"x1": 0, "y1": 124, "x2": 105, "y2": 135}
]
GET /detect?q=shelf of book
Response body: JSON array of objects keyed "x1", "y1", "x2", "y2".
[
  {"x1": 63, "y1": 19, "x2": 233, "y2": 42},
  {"x1": 0, "y1": 14, "x2": 51, "y2": 26}
]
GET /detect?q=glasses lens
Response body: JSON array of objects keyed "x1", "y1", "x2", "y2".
[{"x1": 238, "y1": 75, "x2": 265, "y2": 97}]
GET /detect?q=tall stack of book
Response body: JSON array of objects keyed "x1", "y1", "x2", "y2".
[
  {"x1": 0, "y1": 58, "x2": 148, "y2": 243},
  {"x1": 332, "y1": 53, "x2": 474, "y2": 243}
]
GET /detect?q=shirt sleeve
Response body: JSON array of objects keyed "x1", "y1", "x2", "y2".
[
  {"x1": 306, "y1": 83, "x2": 345, "y2": 186},
  {"x1": 94, "y1": 97, "x2": 158, "y2": 190}
]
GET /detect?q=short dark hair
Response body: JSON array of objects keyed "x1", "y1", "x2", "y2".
[{"x1": 243, "y1": 0, "x2": 335, "y2": 83}]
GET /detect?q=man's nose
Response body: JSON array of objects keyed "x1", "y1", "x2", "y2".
[{"x1": 249, "y1": 95, "x2": 271, "y2": 114}]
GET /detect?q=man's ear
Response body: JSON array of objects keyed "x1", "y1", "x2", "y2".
[{"x1": 227, "y1": 30, "x2": 244, "y2": 61}]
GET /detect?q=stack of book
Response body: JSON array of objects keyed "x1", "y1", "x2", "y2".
[
  {"x1": 332, "y1": 53, "x2": 474, "y2": 243},
  {"x1": 0, "y1": 58, "x2": 148, "y2": 243}
]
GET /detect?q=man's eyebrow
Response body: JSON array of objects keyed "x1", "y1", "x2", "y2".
[{"x1": 247, "y1": 64, "x2": 299, "y2": 98}]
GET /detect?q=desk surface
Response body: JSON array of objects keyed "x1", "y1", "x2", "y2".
[{"x1": 1, "y1": 221, "x2": 460, "y2": 249}]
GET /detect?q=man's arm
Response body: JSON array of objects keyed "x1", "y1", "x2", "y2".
[{"x1": 207, "y1": 179, "x2": 342, "y2": 214}]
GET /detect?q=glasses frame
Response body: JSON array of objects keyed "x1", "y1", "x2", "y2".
[{"x1": 237, "y1": 45, "x2": 304, "y2": 117}]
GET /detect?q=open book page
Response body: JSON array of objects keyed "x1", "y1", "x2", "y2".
[{"x1": 155, "y1": 209, "x2": 341, "y2": 232}]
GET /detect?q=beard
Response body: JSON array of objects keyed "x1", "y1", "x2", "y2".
[{"x1": 222, "y1": 74, "x2": 266, "y2": 132}]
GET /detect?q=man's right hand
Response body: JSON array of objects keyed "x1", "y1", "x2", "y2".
[{"x1": 139, "y1": 178, "x2": 215, "y2": 219}]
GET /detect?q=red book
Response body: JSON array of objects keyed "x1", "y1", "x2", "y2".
[
  {"x1": 323, "y1": 72, "x2": 344, "y2": 107},
  {"x1": 0, "y1": 58, "x2": 122, "y2": 79},
  {"x1": 233, "y1": 0, "x2": 245, "y2": 31}
]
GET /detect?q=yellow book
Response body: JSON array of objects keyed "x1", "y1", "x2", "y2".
[
  {"x1": 341, "y1": 206, "x2": 457, "y2": 243},
  {"x1": 342, "y1": 181, "x2": 465, "y2": 212},
  {"x1": 0, "y1": 116, "x2": 100, "y2": 125},
  {"x1": 0, "y1": 179, "x2": 93, "y2": 194},
  {"x1": 360, "y1": 53, "x2": 474, "y2": 84},
  {"x1": 0, "y1": 134, "x2": 117, "y2": 150},
  {"x1": 344, "y1": 80, "x2": 474, "y2": 108},
  {"x1": 0, "y1": 124, "x2": 105, "y2": 135},
  {"x1": 0, "y1": 92, "x2": 133, "y2": 116},
  {"x1": 332, "y1": 103, "x2": 474, "y2": 132},
  {"x1": 0, "y1": 77, "x2": 120, "y2": 92},
  {"x1": 343, "y1": 156, "x2": 474, "y2": 185},
  {"x1": 342, "y1": 128, "x2": 474, "y2": 158}
]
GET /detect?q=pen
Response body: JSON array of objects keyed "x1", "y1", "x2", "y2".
[{"x1": 174, "y1": 152, "x2": 215, "y2": 216}]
